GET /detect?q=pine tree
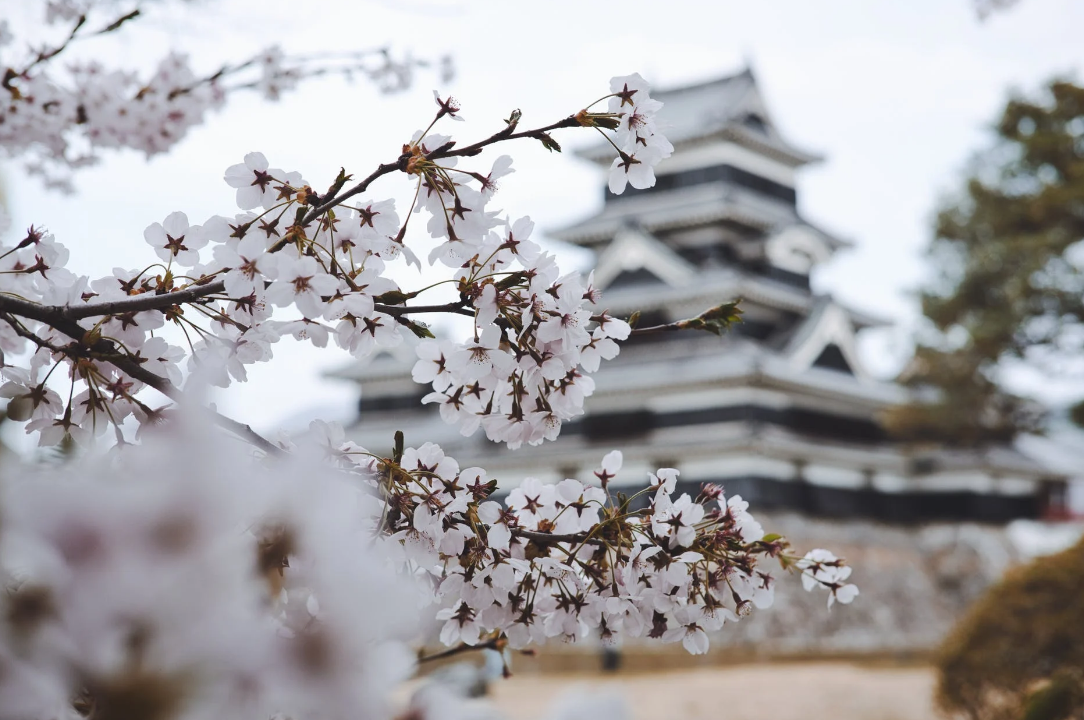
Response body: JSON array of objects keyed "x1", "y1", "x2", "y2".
[{"x1": 886, "y1": 80, "x2": 1084, "y2": 446}]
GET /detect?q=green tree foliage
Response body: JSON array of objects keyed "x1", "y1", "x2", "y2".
[
  {"x1": 937, "y1": 538, "x2": 1084, "y2": 720},
  {"x1": 886, "y1": 80, "x2": 1084, "y2": 446}
]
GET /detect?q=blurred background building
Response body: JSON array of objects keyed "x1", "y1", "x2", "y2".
[{"x1": 333, "y1": 68, "x2": 1075, "y2": 659}]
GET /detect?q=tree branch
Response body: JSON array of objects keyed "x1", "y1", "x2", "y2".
[
  {"x1": 627, "y1": 301, "x2": 743, "y2": 338},
  {"x1": 299, "y1": 114, "x2": 583, "y2": 224},
  {"x1": 627, "y1": 322, "x2": 683, "y2": 337},
  {"x1": 65, "y1": 280, "x2": 227, "y2": 319},
  {"x1": 0, "y1": 305, "x2": 281, "y2": 455},
  {"x1": 374, "y1": 301, "x2": 474, "y2": 318},
  {"x1": 511, "y1": 528, "x2": 603, "y2": 546},
  {"x1": 301, "y1": 159, "x2": 409, "y2": 226},
  {"x1": 417, "y1": 637, "x2": 502, "y2": 664},
  {"x1": 430, "y1": 116, "x2": 581, "y2": 159},
  {"x1": 0, "y1": 112, "x2": 589, "y2": 326},
  {"x1": 0, "y1": 110, "x2": 601, "y2": 456}
]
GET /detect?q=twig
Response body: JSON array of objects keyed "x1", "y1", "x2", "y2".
[
  {"x1": 15, "y1": 14, "x2": 87, "y2": 77},
  {"x1": 0, "y1": 305, "x2": 281, "y2": 455},
  {"x1": 0, "y1": 312, "x2": 70, "y2": 354},
  {"x1": 430, "y1": 116, "x2": 581, "y2": 159},
  {"x1": 300, "y1": 159, "x2": 408, "y2": 226},
  {"x1": 0, "y1": 110, "x2": 600, "y2": 456},
  {"x1": 374, "y1": 301, "x2": 473, "y2": 318},
  {"x1": 627, "y1": 322, "x2": 684, "y2": 337},
  {"x1": 94, "y1": 9, "x2": 140, "y2": 35},
  {"x1": 417, "y1": 637, "x2": 501, "y2": 664},
  {"x1": 166, "y1": 45, "x2": 419, "y2": 101},
  {"x1": 511, "y1": 528, "x2": 603, "y2": 546},
  {"x1": 61, "y1": 280, "x2": 226, "y2": 320}
]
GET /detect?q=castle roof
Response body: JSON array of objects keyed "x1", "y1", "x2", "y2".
[
  {"x1": 551, "y1": 181, "x2": 830, "y2": 246},
  {"x1": 328, "y1": 67, "x2": 1068, "y2": 525},
  {"x1": 578, "y1": 68, "x2": 822, "y2": 167}
]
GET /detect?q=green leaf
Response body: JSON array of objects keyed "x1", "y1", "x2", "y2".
[
  {"x1": 505, "y1": 109, "x2": 522, "y2": 130},
  {"x1": 403, "y1": 320, "x2": 435, "y2": 339},
  {"x1": 373, "y1": 289, "x2": 412, "y2": 306},
  {"x1": 679, "y1": 300, "x2": 743, "y2": 336},
  {"x1": 627, "y1": 311, "x2": 641, "y2": 329},
  {"x1": 322, "y1": 167, "x2": 353, "y2": 202},
  {"x1": 761, "y1": 534, "x2": 782, "y2": 543},
  {"x1": 537, "y1": 133, "x2": 562, "y2": 153}
]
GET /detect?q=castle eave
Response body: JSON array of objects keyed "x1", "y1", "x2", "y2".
[
  {"x1": 577, "y1": 125, "x2": 822, "y2": 169},
  {"x1": 551, "y1": 183, "x2": 796, "y2": 245}
]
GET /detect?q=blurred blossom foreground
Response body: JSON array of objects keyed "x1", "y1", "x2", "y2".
[{"x1": 336, "y1": 68, "x2": 1081, "y2": 659}]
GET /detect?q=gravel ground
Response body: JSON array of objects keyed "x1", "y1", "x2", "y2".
[{"x1": 485, "y1": 662, "x2": 939, "y2": 720}]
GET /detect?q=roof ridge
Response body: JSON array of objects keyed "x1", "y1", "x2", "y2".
[{"x1": 654, "y1": 67, "x2": 753, "y2": 98}]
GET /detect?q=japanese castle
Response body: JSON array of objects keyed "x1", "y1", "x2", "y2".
[{"x1": 332, "y1": 68, "x2": 1064, "y2": 528}]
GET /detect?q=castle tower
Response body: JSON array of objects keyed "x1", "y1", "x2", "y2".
[{"x1": 332, "y1": 68, "x2": 1063, "y2": 524}]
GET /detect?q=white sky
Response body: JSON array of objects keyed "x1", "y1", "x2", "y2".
[{"x1": 6, "y1": 0, "x2": 1084, "y2": 437}]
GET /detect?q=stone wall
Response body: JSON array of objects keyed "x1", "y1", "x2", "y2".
[
  {"x1": 530, "y1": 515, "x2": 1083, "y2": 669},
  {"x1": 713, "y1": 513, "x2": 1025, "y2": 655}
]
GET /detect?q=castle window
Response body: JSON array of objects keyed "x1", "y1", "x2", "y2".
[
  {"x1": 812, "y1": 344, "x2": 853, "y2": 374},
  {"x1": 742, "y1": 113, "x2": 768, "y2": 134}
]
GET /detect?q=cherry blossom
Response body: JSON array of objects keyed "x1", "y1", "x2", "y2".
[
  {"x1": 224, "y1": 152, "x2": 280, "y2": 211},
  {"x1": 797, "y1": 549, "x2": 860, "y2": 608},
  {"x1": 265, "y1": 255, "x2": 340, "y2": 319},
  {"x1": 1, "y1": 3, "x2": 447, "y2": 191},
  {"x1": 0, "y1": 41, "x2": 856, "y2": 717},
  {"x1": 143, "y1": 211, "x2": 208, "y2": 266}
]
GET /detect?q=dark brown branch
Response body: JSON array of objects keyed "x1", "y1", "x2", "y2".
[
  {"x1": 94, "y1": 9, "x2": 140, "y2": 35},
  {"x1": 627, "y1": 322, "x2": 683, "y2": 337},
  {"x1": 0, "y1": 312, "x2": 70, "y2": 355},
  {"x1": 16, "y1": 14, "x2": 87, "y2": 77},
  {"x1": 167, "y1": 46, "x2": 419, "y2": 102},
  {"x1": 0, "y1": 293, "x2": 81, "y2": 329},
  {"x1": 374, "y1": 301, "x2": 473, "y2": 318},
  {"x1": 291, "y1": 115, "x2": 584, "y2": 240},
  {"x1": 10, "y1": 281, "x2": 477, "y2": 326},
  {"x1": 0, "y1": 281, "x2": 227, "y2": 322},
  {"x1": 0, "y1": 112, "x2": 590, "y2": 323},
  {"x1": 11, "y1": 8, "x2": 140, "y2": 80},
  {"x1": 0, "y1": 302, "x2": 281, "y2": 455},
  {"x1": 204, "y1": 412, "x2": 283, "y2": 455},
  {"x1": 65, "y1": 279, "x2": 226, "y2": 319},
  {"x1": 71, "y1": 351, "x2": 281, "y2": 455},
  {"x1": 511, "y1": 528, "x2": 603, "y2": 546},
  {"x1": 417, "y1": 637, "x2": 501, "y2": 664},
  {"x1": 300, "y1": 160, "x2": 409, "y2": 226},
  {"x1": 430, "y1": 116, "x2": 582, "y2": 159},
  {"x1": 627, "y1": 301, "x2": 743, "y2": 338},
  {"x1": 0, "y1": 109, "x2": 602, "y2": 452}
]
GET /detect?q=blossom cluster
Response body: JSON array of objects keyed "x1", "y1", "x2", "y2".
[
  {"x1": 413, "y1": 214, "x2": 631, "y2": 447},
  {"x1": 0, "y1": 77, "x2": 667, "y2": 451},
  {"x1": 0, "y1": 35, "x2": 859, "y2": 717},
  {"x1": 0, "y1": 3, "x2": 447, "y2": 191},
  {"x1": 604, "y1": 73, "x2": 675, "y2": 194},
  {"x1": 318, "y1": 429, "x2": 857, "y2": 656}
]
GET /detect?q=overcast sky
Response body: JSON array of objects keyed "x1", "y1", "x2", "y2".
[{"x1": 6, "y1": 0, "x2": 1083, "y2": 436}]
